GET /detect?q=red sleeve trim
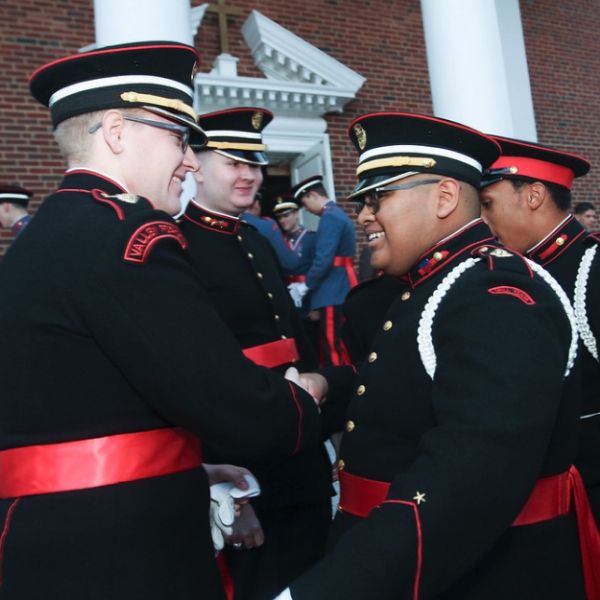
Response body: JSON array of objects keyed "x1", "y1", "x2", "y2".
[
  {"x1": 381, "y1": 499, "x2": 423, "y2": 600},
  {"x1": 0, "y1": 498, "x2": 20, "y2": 590},
  {"x1": 287, "y1": 381, "x2": 304, "y2": 456},
  {"x1": 123, "y1": 221, "x2": 188, "y2": 264}
]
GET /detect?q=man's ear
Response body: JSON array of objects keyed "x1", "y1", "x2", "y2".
[
  {"x1": 435, "y1": 178, "x2": 460, "y2": 219},
  {"x1": 527, "y1": 182, "x2": 547, "y2": 211},
  {"x1": 101, "y1": 110, "x2": 126, "y2": 154}
]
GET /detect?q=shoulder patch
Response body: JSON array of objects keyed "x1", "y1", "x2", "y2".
[
  {"x1": 123, "y1": 221, "x2": 188, "y2": 264},
  {"x1": 488, "y1": 286, "x2": 535, "y2": 305}
]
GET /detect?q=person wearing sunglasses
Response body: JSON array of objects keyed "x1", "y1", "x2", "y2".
[
  {"x1": 0, "y1": 43, "x2": 324, "y2": 599},
  {"x1": 480, "y1": 136, "x2": 600, "y2": 531},
  {"x1": 275, "y1": 113, "x2": 597, "y2": 600}
]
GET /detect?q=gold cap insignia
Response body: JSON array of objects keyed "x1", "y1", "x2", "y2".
[
  {"x1": 252, "y1": 111, "x2": 264, "y2": 130},
  {"x1": 353, "y1": 123, "x2": 367, "y2": 150}
]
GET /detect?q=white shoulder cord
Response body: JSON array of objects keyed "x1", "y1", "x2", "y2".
[
  {"x1": 574, "y1": 245, "x2": 598, "y2": 362},
  {"x1": 525, "y1": 259, "x2": 577, "y2": 378},
  {"x1": 417, "y1": 257, "x2": 578, "y2": 380},
  {"x1": 417, "y1": 258, "x2": 480, "y2": 379}
]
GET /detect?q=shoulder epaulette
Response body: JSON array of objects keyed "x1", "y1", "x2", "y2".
[
  {"x1": 472, "y1": 243, "x2": 533, "y2": 277},
  {"x1": 91, "y1": 188, "x2": 141, "y2": 221}
]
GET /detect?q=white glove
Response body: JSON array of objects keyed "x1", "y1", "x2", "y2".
[
  {"x1": 287, "y1": 282, "x2": 309, "y2": 308},
  {"x1": 209, "y1": 475, "x2": 261, "y2": 552}
]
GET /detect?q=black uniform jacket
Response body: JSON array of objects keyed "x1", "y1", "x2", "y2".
[
  {"x1": 527, "y1": 214, "x2": 600, "y2": 524},
  {"x1": 342, "y1": 273, "x2": 407, "y2": 367},
  {"x1": 291, "y1": 219, "x2": 585, "y2": 599},
  {"x1": 180, "y1": 201, "x2": 350, "y2": 508},
  {"x1": 0, "y1": 170, "x2": 320, "y2": 600}
]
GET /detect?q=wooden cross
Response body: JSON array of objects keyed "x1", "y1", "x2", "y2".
[{"x1": 207, "y1": 0, "x2": 242, "y2": 54}]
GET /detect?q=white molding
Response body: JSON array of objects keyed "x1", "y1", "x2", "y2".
[
  {"x1": 242, "y1": 10, "x2": 365, "y2": 91},
  {"x1": 194, "y1": 10, "x2": 365, "y2": 117},
  {"x1": 191, "y1": 4, "x2": 209, "y2": 39}
]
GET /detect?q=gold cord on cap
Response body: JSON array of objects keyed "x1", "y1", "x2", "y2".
[
  {"x1": 120, "y1": 92, "x2": 197, "y2": 120},
  {"x1": 356, "y1": 156, "x2": 437, "y2": 176}
]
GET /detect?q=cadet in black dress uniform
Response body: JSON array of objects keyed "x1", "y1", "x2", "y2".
[
  {"x1": 180, "y1": 108, "x2": 351, "y2": 600},
  {"x1": 480, "y1": 136, "x2": 600, "y2": 528},
  {"x1": 275, "y1": 113, "x2": 600, "y2": 600},
  {"x1": 0, "y1": 43, "x2": 322, "y2": 600}
]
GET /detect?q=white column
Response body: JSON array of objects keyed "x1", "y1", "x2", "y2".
[
  {"x1": 420, "y1": 0, "x2": 537, "y2": 140},
  {"x1": 94, "y1": 0, "x2": 193, "y2": 48}
]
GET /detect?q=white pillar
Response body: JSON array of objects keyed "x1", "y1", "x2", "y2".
[
  {"x1": 420, "y1": 0, "x2": 537, "y2": 140},
  {"x1": 94, "y1": 0, "x2": 193, "y2": 47}
]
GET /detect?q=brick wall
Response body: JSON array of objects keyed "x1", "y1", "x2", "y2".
[{"x1": 0, "y1": 0, "x2": 598, "y2": 256}]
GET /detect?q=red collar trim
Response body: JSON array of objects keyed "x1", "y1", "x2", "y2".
[
  {"x1": 527, "y1": 215, "x2": 586, "y2": 266},
  {"x1": 184, "y1": 202, "x2": 240, "y2": 235}
]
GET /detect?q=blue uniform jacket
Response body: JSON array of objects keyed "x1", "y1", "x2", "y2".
[
  {"x1": 306, "y1": 202, "x2": 356, "y2": 310},
  {"x1": 242, "y1": 212, "x2": 309, "y2": 275}
]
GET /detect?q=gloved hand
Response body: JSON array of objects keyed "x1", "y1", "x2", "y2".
[
  {"x1": 287, "y1": 282, "x2": 309, "y2": 308},
  {"x1": 209, "y1": 474, "x2": 261, "y2": 552}
]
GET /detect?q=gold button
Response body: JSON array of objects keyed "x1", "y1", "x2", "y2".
[
  {"x1": 338, "y1": 459, "x2": 345, "y2": 471},
  {"x1": 281, "y1": 335, "x2": 287, "y2": 339},
  {"x1": 274, "y1": 314, "x2": 280, "y2": 321},
  {"x1": 267, "y1": 292, "x2": 273, "y2": 299},
  {"x1": 357, "y1": 384, "x2": 366, "y2": 396},
  {"x1": 383, "y1": 320, "x2": 393, "y2": 331},
  {"x1": 368, "y1": 352, "x2": 377, "y2": 363},
  {"x1": 345, "y1": 420, "x2": 355, "y2": 432},
  {"x1": 247, "y1": 252, "x2": 254, "y2": 259},
  {"x1": 433, "y1": 252, "x2": 443, "y2": 261},
  {"x1": 556, "y1": 237, "x2": 565, "y2": 246},
  {"x1": 257, "y1": 272, "x2": 263, "y2": 279},
  {"x1": 237, "y1": 235, "x2": 243, "y2": 242},
  {"x1": 401, "y1": 291, "x2": 411, "y2": 301}
]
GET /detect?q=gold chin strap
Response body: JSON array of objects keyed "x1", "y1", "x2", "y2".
[
  {"x1": 207, "y1": 141, "x2": 267, "y2": 151},
  {"x1": 120, "y1": 92, "x2": 197, "y2": 120},
  {"x1": 357, "y1": 156, "x2": 437, "y2": 176}
]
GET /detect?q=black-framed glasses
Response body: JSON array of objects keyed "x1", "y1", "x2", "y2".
[
  {"x1": 354, "y1": 178, "x2": 442, "y2": 215},
  {"x1": 88, "y1": 115, "x2": 190, "y2": 152}
]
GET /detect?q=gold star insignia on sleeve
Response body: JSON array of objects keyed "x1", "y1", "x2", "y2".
[{"x1": 413, "y1": 491, "x2": 426, "y2": 505}]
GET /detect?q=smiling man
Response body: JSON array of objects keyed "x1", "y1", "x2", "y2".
[
  {"x1": 0, "y1": 44, "x2": 323, "y2": 599},
  {"x1": 275, "y1": 112, "x2": 600, "y2": 600},
  {"x1": 180, "y1": 108, "x2": 350, "y2": 600},
  {"x1": 479, "y1": 136, "x2": 600, "y2": 529}
]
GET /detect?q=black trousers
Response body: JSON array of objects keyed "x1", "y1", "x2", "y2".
[{"x1": 223, "y1": 501, "x2": 331, "y2": 600}]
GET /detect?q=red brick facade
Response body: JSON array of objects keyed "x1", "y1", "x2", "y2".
[{"x1": 0, "y1": 0, "x2": 598, "y2": 254}]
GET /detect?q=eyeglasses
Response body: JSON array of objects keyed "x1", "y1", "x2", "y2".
[
  {"x1": 88, "y1": 115, "x2": 190, "y2": 152},
  {"x1": 354, "y1": 178, "x2": 442, "y2": 215}
]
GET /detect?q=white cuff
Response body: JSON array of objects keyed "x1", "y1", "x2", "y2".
[{"x1": 273, "y1": 588, "x2": 293, "y2": 600}]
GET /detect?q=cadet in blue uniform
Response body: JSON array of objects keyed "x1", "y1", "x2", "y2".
[
  {"x1": 0, "y1": 185, "x2": 33, "y2": 241},
  {"x1": 276, "y1": 113, "x2": 600, "y2": 600},
  {"x1": 242, "y1": 194, "x2": 309, "y2": 276},
  {"x1": 290, "y1": 176, "x2": 357, "y2": 366},
  {"x1": 480, "y1": 136, "x2": 600, "y2": 529},
  {"x1": 0, "y1": 43, "x2": 322, "y2": 600},
  {"x1": 180, "y1": 108, "x2": 352, "y2": 600}
]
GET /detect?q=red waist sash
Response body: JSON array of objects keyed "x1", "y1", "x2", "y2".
[
  {"x1": 0, "y1": 427, "x2": 202, "y2": 499},
  {"x1": 332, "y1": 256, "x2": 358, "y2": 289},
  {"x1": 287, "y1": 275, "x2": 306, "y2": 284},
  {"x1": 339, "y1": 467, "x2": 600, "y2": 599},
  {"x1": 242, "y1": 337, "x2": 300, "y2": 368}
]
